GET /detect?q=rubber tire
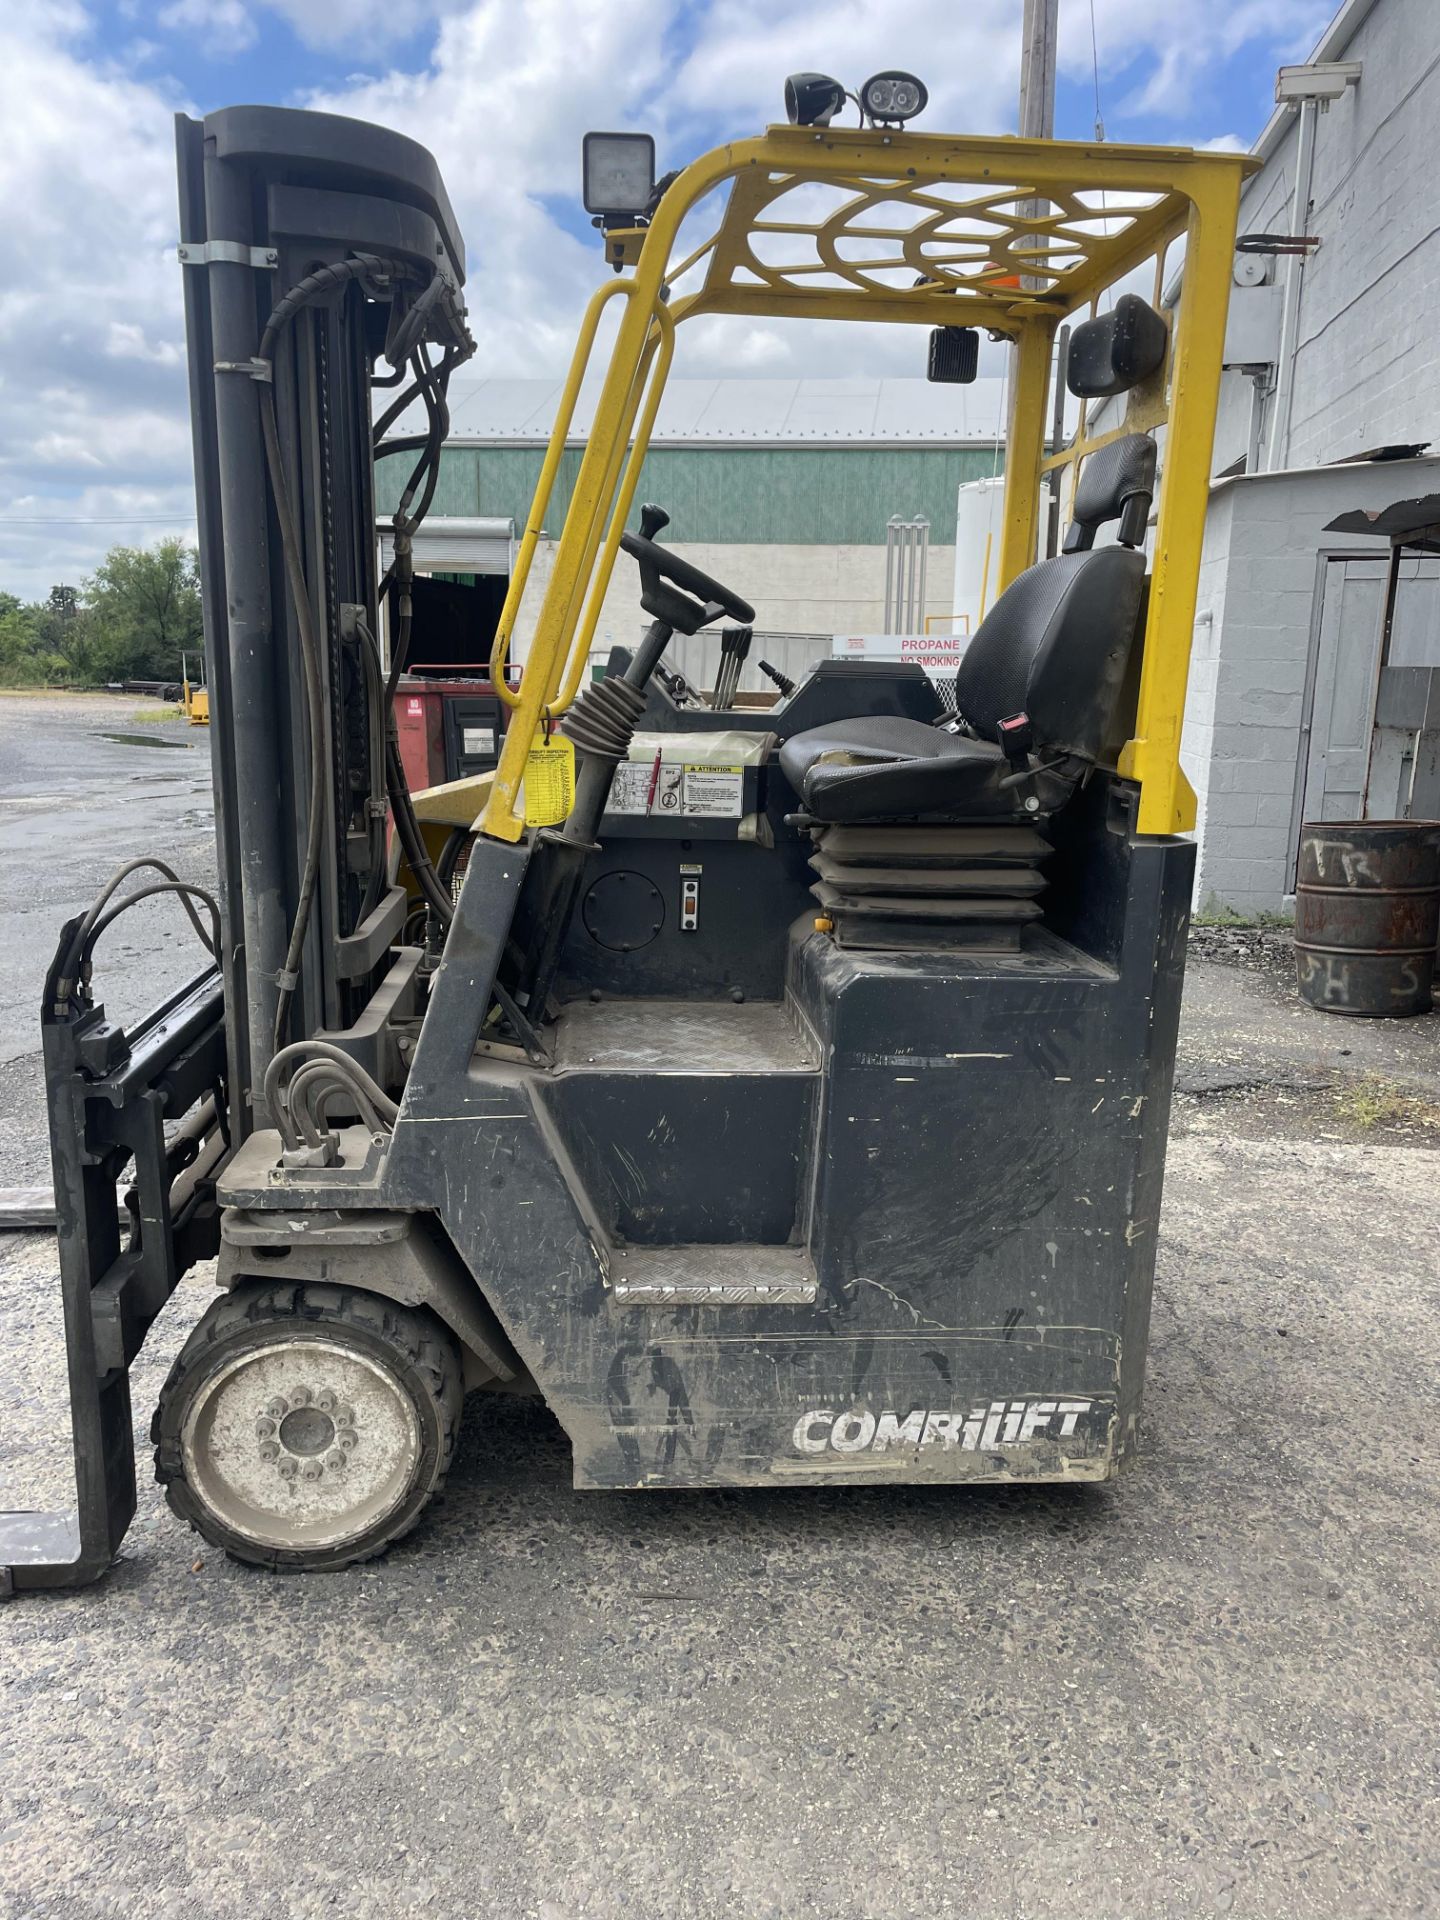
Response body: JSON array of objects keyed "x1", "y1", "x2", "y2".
[{"x1": 152, "y1": 1281, "x2": 463, "y2": 1572}]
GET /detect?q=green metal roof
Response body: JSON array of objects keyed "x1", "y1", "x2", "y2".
[{"x1": 376, "y1": 442, "x2": 1004, "y2": 546}]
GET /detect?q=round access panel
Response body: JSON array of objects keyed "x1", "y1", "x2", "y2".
[{"x1": 582, "y1": 870, "x2": 665, "y2": 952}]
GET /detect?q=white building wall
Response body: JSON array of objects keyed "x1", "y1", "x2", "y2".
[
  {"x1": 1180, "y1": 487, "x2": 1235, "y2": 876},
  {"x1": 1186, "y1": 454, "x2": 1440, "y2": 914},
  {"x1": 1214, "y1": 0, "x2": 1440, "y2": 475}
]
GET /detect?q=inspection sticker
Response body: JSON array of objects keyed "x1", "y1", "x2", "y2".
[{"x1": 521, "y1": 727, "x2": 575, "y2": 827}]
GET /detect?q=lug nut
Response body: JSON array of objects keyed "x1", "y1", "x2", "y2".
[
  {"x1": 254, "y1": 1417, "x2": 276, "y2": 1439},
  {"x1": 316, "y1": 1390, "x2": 337, "y2": 1413},
  {"x1": 259, "y1": 1442, "x2": 280, "y2": 1462},
  {"x1": 278, "y1": 1458, "x2": 298, "y2": 1479},
  {"x1": 290, "y1": 1385, "x2": 313, "y2": 1407},
  {"x1": 301, "y1": 1461, "x2": 322, "y2": 1481},
  {"x1": 326, "y1": 1450, "x2": 346, "y2": 1471},
  {"x1": 266, "y1": 1398, "x2": 287, "y2": 1420},
  {"x1": 336, "y1": 1429, "x2": 357, "y2": 1452},
  {"x1": 336, "y1": 1405, "x2": 355, "y2": 1426}
]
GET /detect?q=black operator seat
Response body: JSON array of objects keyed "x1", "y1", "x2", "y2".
[{"x1": 779, "y1": 433, "x2": 1158, "y2": 823}]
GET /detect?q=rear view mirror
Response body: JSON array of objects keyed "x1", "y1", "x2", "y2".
[{"x1": 1066, "y1": 294, "x2": 1168, "y2": 398}]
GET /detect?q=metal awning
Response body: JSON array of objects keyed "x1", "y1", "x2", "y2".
[
  {"x1": 378, "y1": 515, "x2": 515, "y2": 575},
  {"x1": 1324, "y1": 493, "x2": 1440, "y2": 551}
]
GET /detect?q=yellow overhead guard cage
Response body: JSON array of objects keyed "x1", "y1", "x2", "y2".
[{"x1": 481, "y1": 125, "x2": 1257, "y2": 844}]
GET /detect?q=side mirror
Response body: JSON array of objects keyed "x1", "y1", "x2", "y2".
[
  {"x1": 1066, "y1": 294, "x2": 1168, "y2": 398},
  {"x1": 926, "y1": 326, "x2": 979, "y2": 384}
]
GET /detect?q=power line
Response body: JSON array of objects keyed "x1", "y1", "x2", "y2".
[{"x1": 1089, "y1": 0, "x2": 1106, "y2": 141}]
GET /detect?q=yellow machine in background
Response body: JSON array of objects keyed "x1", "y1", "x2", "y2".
[{"x1": 180, "y1": 649, "x2": 209, "y2": 726}]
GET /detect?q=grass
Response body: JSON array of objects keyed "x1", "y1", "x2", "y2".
[
  {"x1": 1192, "y1": 903, "x2": 1294, "y2": 930},
  {"x1": 1333, "y1": 1075, "x2": 1440, "y2": 1135},
  {"x1": 127, "y1": 705, "x2": 181, "y2": 724}
]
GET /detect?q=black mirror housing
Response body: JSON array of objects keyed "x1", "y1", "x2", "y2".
[{"x1": 1066, "y1": 294, "x2": 1168, "y2": 398}]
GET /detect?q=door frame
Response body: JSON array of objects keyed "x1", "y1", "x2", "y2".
[{"x1": 1287, "y1": 547, "x2": 1387, "y2": 894}]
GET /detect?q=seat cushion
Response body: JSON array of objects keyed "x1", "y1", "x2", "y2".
[{"x1": 779, "y1": 715, "x2": 1015, "y2": 822}]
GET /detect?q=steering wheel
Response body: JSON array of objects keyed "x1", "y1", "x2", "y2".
[{"x1": 620, "y1": 503, "x2": 756, "y2": 635}]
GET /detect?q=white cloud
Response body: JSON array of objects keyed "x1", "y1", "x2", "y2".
[
  {"x1": 157, "y1": 0, "x2": 258, "y2": 54},
  {"x1": 0, "y1": 0, "x2": 1342, "y2": 599},
  {"x1": 104, "y1": 321, "x2": 185, "y2": 366},
  {"x1": 0, "y1": 7, "x2": 191, "y2": 596}
]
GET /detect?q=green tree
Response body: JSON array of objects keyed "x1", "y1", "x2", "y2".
[
  {"x1": 0, "y1": 592, "x2": 39, "y2": 681},
  {"x1": 83, "y1": 538, "x2": 204, "y2": 680}
]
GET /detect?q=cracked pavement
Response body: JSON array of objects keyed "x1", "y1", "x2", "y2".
[{"x1": 2, "y1": 695, "x2": 1437, "y2": 1919}]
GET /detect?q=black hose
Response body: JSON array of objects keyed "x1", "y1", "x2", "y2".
[
  {"x1": 83, "y1": 883, "x2": 222, "y2": 960},
  {"x1": 258, "y1": 380, "x2": 329, "y2": 1056},
  {"x1": 256, "y1": 258, "x2": 460, "y2": 1051},
  {"x1": 386, "y1": 736, "x2": 455, "y2": 925},
  {"x1": 57, "y1": 859, "x2": 220, "y2": 1004},
  {"x1": 354, "y1": 613, "x2": 391, "y2": 925},
  {"x1": 436, "y1": 827, "x2": 468, "y2": 891},
  {"x1": 285, "y1": 1059, "x2": 391, "y2": 1148},
  {"x1": 262, "y1": 1038, "x2": 401, "y2": 1152}
]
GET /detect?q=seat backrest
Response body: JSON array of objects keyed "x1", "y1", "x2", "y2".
[{"x1": 951, "y1": 434, "x2": 1155, "y2": 764}]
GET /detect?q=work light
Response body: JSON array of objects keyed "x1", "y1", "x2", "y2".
[
  {"x1": 784, "y1": 72, "x2": 847, "y2": 128},
  {"x1": 859, "y1": 70, "x2": 928, "y2": 125},
  {"x1": 582, "y1": 131, "x2": 656, "y2": 220}
]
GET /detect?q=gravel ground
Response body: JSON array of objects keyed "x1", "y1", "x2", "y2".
[
  {"x1": 2, "y1": 693, "x2": 1438, "y2": 1920},
  {"x1": 0, "y1": 692, "x2": 218, "y2": 1188}
]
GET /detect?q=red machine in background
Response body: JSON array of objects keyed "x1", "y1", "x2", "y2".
[
  {"x1": 393, "y1": 674, "x2": 510, "y2": 791},
  {"x1": 391, "y1": 573, "x2": 514, "y2": 790}
]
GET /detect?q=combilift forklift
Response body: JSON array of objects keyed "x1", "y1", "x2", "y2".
[{"x1": 1, "y1": 83, "x2": 1252, "y2": 1589}]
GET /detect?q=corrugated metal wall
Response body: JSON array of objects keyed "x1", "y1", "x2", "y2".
[{"x1": 375, "y1": 443, "x2": 1003, "y2": 544}]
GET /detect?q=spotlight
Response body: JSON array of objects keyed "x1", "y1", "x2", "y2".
[
  {"x1": 859, "y1": 70, "x2": 928, "y2": 126},
  {"x1": 784, "y1": 72, "x2": 847, "y2": 128}
]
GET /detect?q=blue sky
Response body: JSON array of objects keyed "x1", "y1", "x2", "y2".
[{"x1": 0, "y1": 0, "x2": 1337, "y2": 598}]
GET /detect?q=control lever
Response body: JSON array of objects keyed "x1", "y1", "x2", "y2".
[
  {"x1": 758, "y1": 659, "x2": 796, "y2": 699},
  {"x1": 712, "y1": 625, "x2": 753, "y2": 709}
]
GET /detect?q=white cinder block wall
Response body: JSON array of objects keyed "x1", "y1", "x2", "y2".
[
  {"x1": 1186, "y1": 456, "x2": 1440, "y2": 914},
  {"x1": 507, "y1": 539, "x2": 958, "y2": 691},
  {"x1": 1185, "y1": 0, "x2": 1440, "y2": 911}
]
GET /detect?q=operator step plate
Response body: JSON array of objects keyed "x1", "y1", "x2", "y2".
[{"x1": 610, "y1": 1243, "x2": 817, "y2": 1307}]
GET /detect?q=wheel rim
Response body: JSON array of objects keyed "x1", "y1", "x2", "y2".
[{"x1": 180, "y1": 1336, "x2": 423, "y2": 1553}]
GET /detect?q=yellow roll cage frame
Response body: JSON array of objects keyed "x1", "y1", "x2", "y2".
[{"x1": 480, "y1": 124, "x2": 1256, "y2": 843}]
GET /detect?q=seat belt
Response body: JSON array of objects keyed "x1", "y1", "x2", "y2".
[{"x1": 996, "y1": 712, "x2": 1034, "y2": 770}]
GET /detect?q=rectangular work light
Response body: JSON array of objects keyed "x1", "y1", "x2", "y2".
[{"x1": 582, "y1": 132, "x2": 656, "y2": 221}]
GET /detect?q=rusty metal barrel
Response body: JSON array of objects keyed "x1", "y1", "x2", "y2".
[{"x1": 1294, "y1": 820, "x2": 1440, "y2": 1017}]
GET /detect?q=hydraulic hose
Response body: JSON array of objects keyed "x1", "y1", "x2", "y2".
[
  {"x1": 56, "y1": 859, "x2": 220, "y2": 1006},
  {"x1": 254, "y1": 254, "x2": 469, "y2": 1050},
  {"x1": 262, "y1": 1038, "x2": 401, "y2": 1152}
]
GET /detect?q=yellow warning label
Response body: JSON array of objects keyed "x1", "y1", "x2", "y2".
[{"x1": 521, "y1": 727, "x2": 576, "y2": 827}]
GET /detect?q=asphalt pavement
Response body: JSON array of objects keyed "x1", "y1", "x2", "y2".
[{"x1": 1, "y1": 693, "x2": 1437, "y2": 1920}]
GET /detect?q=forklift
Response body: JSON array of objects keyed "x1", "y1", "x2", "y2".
[{"x1": 1, "y1": 84, "x2": 1252, "y2": 1588}]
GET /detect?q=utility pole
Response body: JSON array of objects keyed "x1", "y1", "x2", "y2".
[
  {"x1": 1014, "y1": 0, "x2": 1061, "y2": 560},
  {"x1": 1018, "y1": 0, "x2": 1059, "y2": 139}
]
